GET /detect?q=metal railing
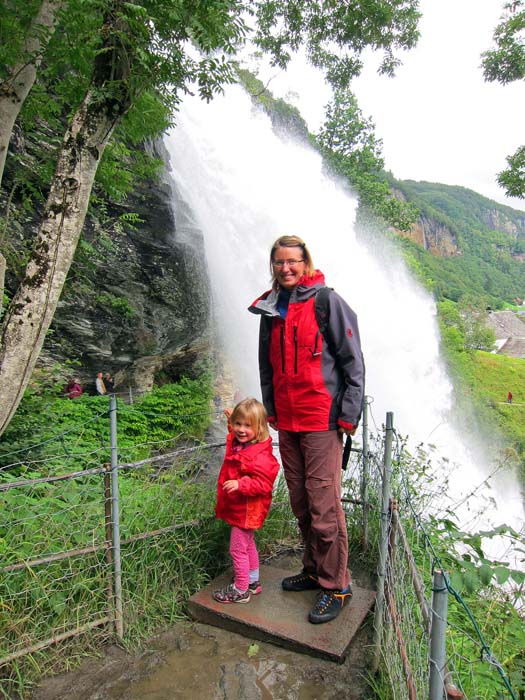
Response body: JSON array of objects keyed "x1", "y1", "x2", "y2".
[{"x1": 368, "y1": 411, "x2": 519, "y2": 700}]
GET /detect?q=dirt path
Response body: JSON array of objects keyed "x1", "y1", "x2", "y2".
[
  {"x1": 31, "y1": 558, "x2": 375, "y2": 700},
  {"x1": 31, "y1": 618, "x2": 373, "y2": 700},
  {"x1": 31, "y1": 617, "x2": 373, "y2": 700}
]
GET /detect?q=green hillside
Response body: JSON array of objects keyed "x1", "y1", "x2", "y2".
[
  {"x1": 442, "y1": 327, "x2": 525, "y2": 475},
  {"x1": 391, "y1": 179, "x2": 525, "y2": 307},
  {"x1": 471, "y1": 352, "x2": 525, "y2": 456},
  {"x1": 399, "y1": 180, "x2": 525, "y2": 238},
  {"x1": 388, "y1": 181, "x2": 525, "y2": 474}
]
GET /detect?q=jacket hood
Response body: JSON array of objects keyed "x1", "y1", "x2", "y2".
[{"x1": 249, "y1": 269, "x2": 326, "y2": 316}]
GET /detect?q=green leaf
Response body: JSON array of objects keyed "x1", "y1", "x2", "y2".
[
  {"x1": 463, "y1": 570, "x2": 478, "y2": 594},
  {"x1": 478, "y1": 563, "x2": 493, "y2": 586},
  {"x1": 494, "y1": 566, "x2": 511, "y2": 585},
  {"x1": 449, "y1": 571, "x2": 464, "y2": 592},
  {"x1": 247, "y1": 643, "x2": 259, "y2": 658},
  {"x1": 510, "y1": 570, "x2": 525, "y2": 585}
]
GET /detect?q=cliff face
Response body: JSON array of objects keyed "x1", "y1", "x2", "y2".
[
  {"x1": 483, "y1": 209, "x2": 525, "y2": 238},
  {"x1": 398, "y1": 213, "x2": 460, "y2": 257},
  {"x1": 2, "y1": 142, "x2": 211, "y2": 394},
  {"x1": 391, "y1": 187, "x2": 459, "y2": 257}
]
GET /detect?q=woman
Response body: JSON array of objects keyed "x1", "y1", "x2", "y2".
[
  {"x1": 64, "y1": 378, "x2": 83, "y2": 399},
  {"x1": 103, "y1": 372, "x2": 115, "y2": 394},
  {"x1": 249, "y1": 235, "x2": 365, "y2": 624}
]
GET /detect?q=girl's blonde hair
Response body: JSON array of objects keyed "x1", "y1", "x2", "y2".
[
  {"x1": 270, "y1": 235, "x2": 315, "y2": 290},
  {"x1": 231, "y1": 397, "x2": 270, "y2": 442}
]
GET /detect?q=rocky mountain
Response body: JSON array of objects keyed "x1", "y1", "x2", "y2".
[
  {"x1": 393, "y1": 206, "x2": 460, "y2": 257},
  {"x1": 393, "y1": 181, "x2": 525, "y2": 257},
  {"x1": 397, "y1": 180, "x2": 525, "y2": 242}
]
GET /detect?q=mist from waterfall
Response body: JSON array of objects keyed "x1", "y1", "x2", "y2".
[{"x1": 163, "y1": 83, "x2": 523, "y2": 547}]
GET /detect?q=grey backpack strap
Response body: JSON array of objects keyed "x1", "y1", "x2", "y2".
[{"x1": 314, "y1": 286, "x2": 333, "y2": 349}]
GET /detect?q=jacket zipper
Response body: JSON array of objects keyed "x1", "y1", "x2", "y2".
[
  {"x1": 294, "y1": 326, "x2": 298, "y2": 374},
  {"x1": 280, "y1": 326, "x2": 285, "y2": 373}
]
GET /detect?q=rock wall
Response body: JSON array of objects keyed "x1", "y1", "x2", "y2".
[
  {"x1": 400, "y1": 213, "x2": 460, "y2": 257},
  {"x1": 2, "y1": 141, "x2": 211, "y2": 394},
  {"x1": 483, "y1": 209, "x2": 525, "y2": 238}
]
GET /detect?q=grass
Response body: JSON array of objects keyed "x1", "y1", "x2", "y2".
[
  {"x1": 0, "y1": 455, "x2": 376, "y2": 699},
  {"x1": 471, "y1": 351, "x2": 525, "y2": 468}
]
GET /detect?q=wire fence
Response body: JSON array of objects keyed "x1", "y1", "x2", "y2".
[
  {"x1": 0, "y1": 395, "x2": 523, "y2": 700},
  {"x1": 371, "y1": 411, "x2": 524, "y2": 700},
  {"x1": 0, "y1": 453, "x2": 215, "y2": 668}
]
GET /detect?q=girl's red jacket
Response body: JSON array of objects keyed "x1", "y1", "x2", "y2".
[{"x1": 215, "y1": 430, "x2": 280, "y2": 530}]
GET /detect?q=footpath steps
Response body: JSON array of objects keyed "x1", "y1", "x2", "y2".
[{"x1": 188, "y1": 565, "x2": 376, "y2": 663}]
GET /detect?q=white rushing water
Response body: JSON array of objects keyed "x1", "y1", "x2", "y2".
[{"x1": 163, "y1": 84, "x2": 524, "y2": 553}]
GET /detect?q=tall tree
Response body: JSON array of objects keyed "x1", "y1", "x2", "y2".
[
  {"x1": 0, "y1": 0, "x2": 421, "y2": 435},
  {"x1": 316, "y1": 88, "x2": 417, "y2": 229},
  {"x1": 0, "y1": 0, "x2": 63, "y2": 312},
  {"x1": 481, "y1": 0, "x2": 525, "y2": 198},
  {"x1": 0, "y1": 0, "x2": 63, "y2": 186}
]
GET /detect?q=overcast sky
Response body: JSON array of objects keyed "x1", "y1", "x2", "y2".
[{"x1": 255, "y1": 0, "x2": 525, "y2": 211}]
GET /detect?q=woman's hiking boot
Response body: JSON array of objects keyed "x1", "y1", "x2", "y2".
[
  {"x1": 281, "y1": 570, "x2": 320, "y2": 592},
  {"x1": 308, "y1": 584, "x2": 353, "y2": 624}
]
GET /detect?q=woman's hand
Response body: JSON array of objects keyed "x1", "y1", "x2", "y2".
[{"x1": 223, "y1": 479, "x2": 239, "y2": 493}]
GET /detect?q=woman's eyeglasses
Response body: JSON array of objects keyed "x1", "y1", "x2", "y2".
[{"x1": 272, "y1": 259, "x2": 305, "y2": 268}]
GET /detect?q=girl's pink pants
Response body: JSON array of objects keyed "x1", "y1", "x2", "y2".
[{"x1": 230, "y1": 525, "x2": 259, "y2": 592}]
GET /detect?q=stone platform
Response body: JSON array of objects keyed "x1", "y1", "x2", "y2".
[{"x1": 188, "y1": 565, "x2": 376, "y2": 662}]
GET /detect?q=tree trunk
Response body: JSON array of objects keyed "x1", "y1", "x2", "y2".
[
  {"x1": 0, "y1": 90, "x2": 119, "y2": 435},
  {"x1": 0, "y1": 0, "x2": 62, "y2": 186}
]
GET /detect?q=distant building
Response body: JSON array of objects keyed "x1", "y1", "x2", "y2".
[{"x1": 486, "y1": 310, "x2": 525, "y2": 359}]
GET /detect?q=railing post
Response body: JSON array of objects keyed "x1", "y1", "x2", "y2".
[
  {"x1": 429, "y1": 570, "x2": 448, "y2": 700},
  {"x1": 385, "y1": 497, "x2": 397, "y2": 650},
  {"x1": 372, "y1": 411, "x2": 394, "y2": 673},
  {"x1": 109, "y1": 393, "x2": 124, "y2": 640},
  {"x1": 104, "y1": 463, "x2": 114, "y2": 626},
  {"x1": 361, "y1": 397, "x2": 370, "y2": 549}
]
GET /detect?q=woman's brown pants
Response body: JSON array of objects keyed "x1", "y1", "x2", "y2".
[{"x1": 278, "y1": 429, "x2": 350, "y2": 590}]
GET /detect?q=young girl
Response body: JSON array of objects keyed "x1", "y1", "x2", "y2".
[{"x1": 213, "y1": 398, "x2": 280, "y2": 604}]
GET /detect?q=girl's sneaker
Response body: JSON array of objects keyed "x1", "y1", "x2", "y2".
[
  {"x1": 213, "y1": 583, "x2": 251, "y2": 604},
  {"x1": 230, "y1": 578, "x2": 262, "y2": 595},
  {"x1": 249, "y1": 581, "x2": 262, "y2": 595}
]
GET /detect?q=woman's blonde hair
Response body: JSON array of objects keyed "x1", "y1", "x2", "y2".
[
  {"x1": 231, "y1": 397, "x2": 270, "y2": 442},
  {"x1": 270, "y1": 235, "x2": 315, "y2": 290}
]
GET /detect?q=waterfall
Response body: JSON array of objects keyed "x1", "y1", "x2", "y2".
[{"x1": 163, "y1": 84, "x2": 524, "y2": 550}]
